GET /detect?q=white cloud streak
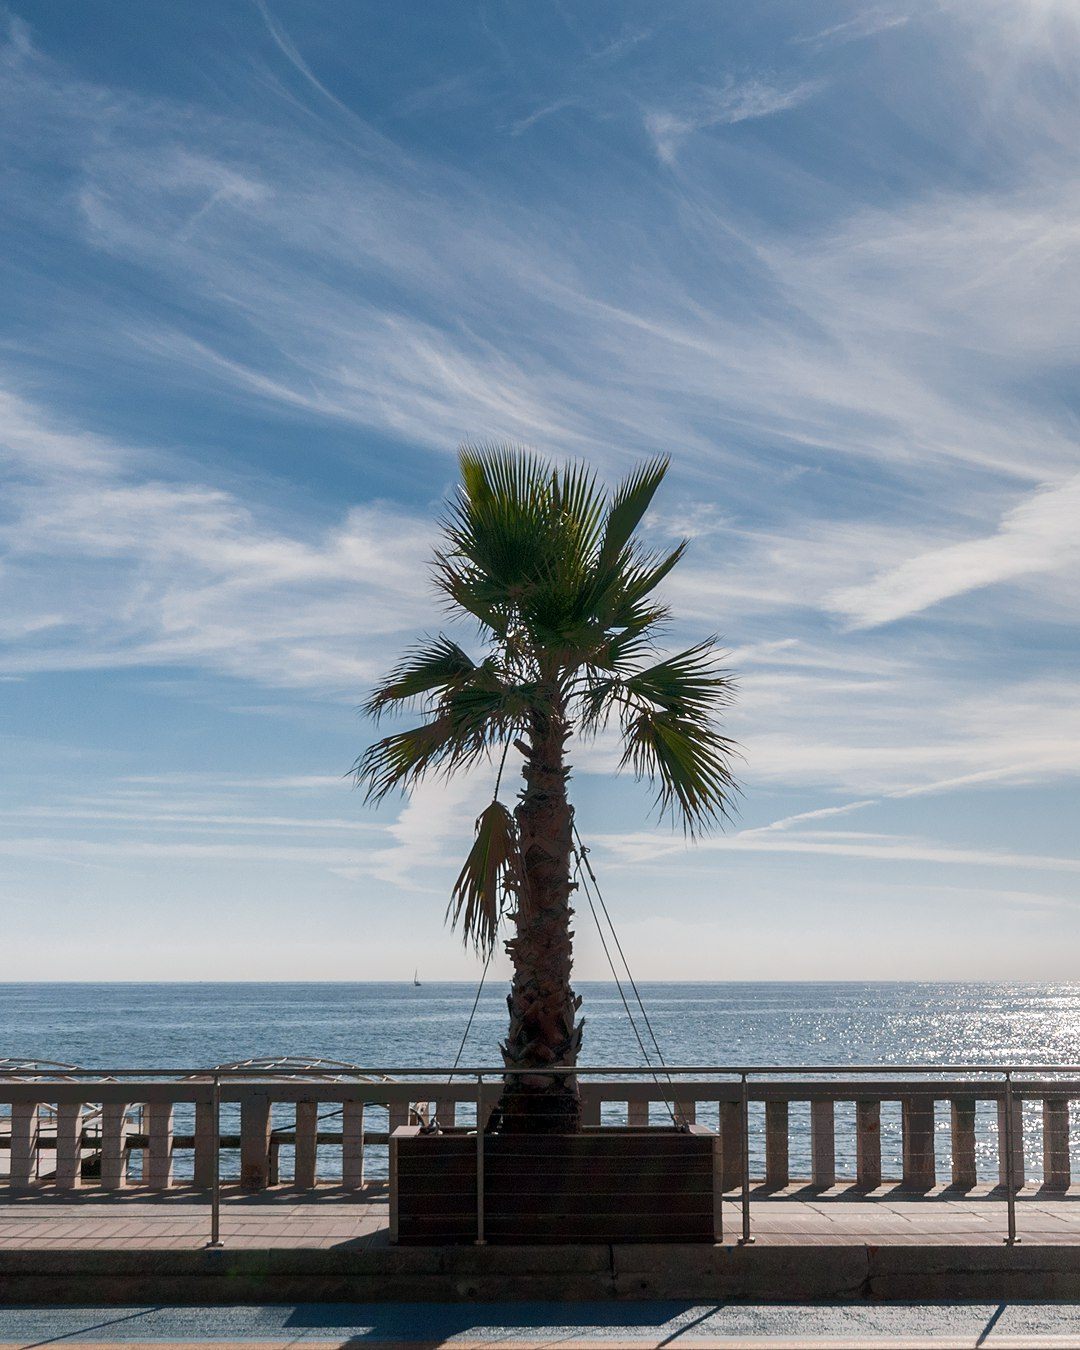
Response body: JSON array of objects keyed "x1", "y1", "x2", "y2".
[
  {"x1": 830, "y1": 475, "x2": 1080, "y2": 627},
  {"x1": 646, "y1": 78, "x2": 824, "y2": 164},
  {"x1": 596, "y1": 827, "x2": 1080, "y2": 875},
  {"x1": 0, "y1": 390, "x2": 435, "y2": 692}
]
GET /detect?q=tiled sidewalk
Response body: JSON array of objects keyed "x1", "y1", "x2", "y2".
[
  {"x1": 1, "y1": 1185, "x2": 1079, "y2": 1249},
  {"x1": 0, "y1": 1185, "x2": 390, "y2": 1250}
]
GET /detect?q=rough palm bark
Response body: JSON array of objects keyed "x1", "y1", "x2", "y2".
[{"x1": 496, "y1": 706, "x2": 582, "y2": 1132}]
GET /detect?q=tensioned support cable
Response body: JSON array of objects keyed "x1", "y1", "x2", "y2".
[
  {"x1": 572, "y1": 851, "x2": 654, "y2": 1072},
  {"x1": 572, "y1": 846, "x2": 679, "y2": 1128},
  {"x1": 448, "y1": 946, "x2": 493, "y2": 1084},
  {"x1": 573, "y1": 822, "x2": 673, "y2": 1076},
  {"x1": 573, "y1": 824, "x2": 688, "y2": 1126}
]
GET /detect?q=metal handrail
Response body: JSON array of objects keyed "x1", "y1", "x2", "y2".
[{"x1": 4, "y1": 1062, "x2": 1080, "y2": 1077}]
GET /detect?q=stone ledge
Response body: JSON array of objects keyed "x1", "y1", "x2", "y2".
[{"x1": 3, "y1": 1243, "x2": 1080, "y2": 1303}]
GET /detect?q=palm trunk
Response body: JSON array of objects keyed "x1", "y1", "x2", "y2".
[{"x1": 493, "y1": 706, "x2": 583, "y2": 1133}]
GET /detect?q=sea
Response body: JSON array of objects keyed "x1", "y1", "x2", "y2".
[{"x1": 3, "y1": 981, "x2": 1078, "y2": 1183}]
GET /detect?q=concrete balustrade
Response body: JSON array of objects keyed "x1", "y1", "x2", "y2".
[
  {"x1": 341, "y1": 1100, "x2": 365, "y2": 1190},
  {"x1": 1043, "y1": 1096, "x2": 1071, "y2": 1190},
  {"x1": 810, "y1": 1100, "x2": 835, "y2": 1188},
  {"x1": 54, "y1": 1103, "x2": 83, "y2": 1190},
  {"x1": 100, "y1": 1102, "x2": 128, "y2": 1190},
  {"x1": 2, "y1": 1075, "x2": 1079, "y2": 1196},
  {"x1": 192, "y1": 1100, "x2": 216, "y2": 1189},
  {"x1": 8, "y1": 1102, "x2": 39, "y2": 1190},
  {"x1": 998, "y1": 1097, "x2": 1025, "y2": 1189},
  {"x1": 718, "y1": 1100, "x2": 744, "y2": 1190},
  {"x1": 145, "y1": 1102, "x2": 174, "y2": 1189},
  {"x1": 240, "y1": 1095, "x2": 273, "y2": 1191},
  {"x1": 856, "y1": 1100, "x2": 881, "y2": 1189},
  {"x1": 951, "y1": 1096, "x2": 977, "y2": 1189},
  {"x1": 764, "y1": 1100, "x2": 788, "y2": 1188},
  {"x1": 901, "y1": 1097, "x2": 935, "y2": 1189}
]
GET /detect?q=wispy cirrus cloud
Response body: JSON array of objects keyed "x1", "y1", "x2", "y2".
[
  {"x1": 830, "y1": 474, "x2": 1080, "y2": 628},
  {"x1": 644, "y1": 77, "x2": 824, "y2": 164},
  {"x1": 793, "y1": 7, "x2": 913, "y2": 50},
  {"x1": 595, "y1": 825, "x2": 1080, "y2": 875},
  {"x1": 5, "y1": 12, "x2": 1078, "y2": 504},
  {"x1": 0, "y1": 388, "x2": 435, "y2": 693}
]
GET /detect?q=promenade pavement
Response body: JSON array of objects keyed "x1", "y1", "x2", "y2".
[
  {"x1": 1, "y1": 1300, "x2": 1080, "y2": 1348},
  {"x1": 1, "y1": 1184, "x2": 1079, "y2": 1250}
]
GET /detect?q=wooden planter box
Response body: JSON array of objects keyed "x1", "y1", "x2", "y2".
[{"x1": 390, "y1": 1124, "x2": 721, "y2": 1244}]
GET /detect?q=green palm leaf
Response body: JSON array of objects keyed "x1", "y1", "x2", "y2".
[
  {"x1": 448, "y1": 799, "x2": 520, "y2": 955},
  {"x1": 363, "y1": 636, "x2": 478, "y2": 720},
  {"x1": 621, "y1": 707, "x2": 740, "y2": 834},
  {"x1": 356, "y1": 444, "x2": 740, "y2": 928}
]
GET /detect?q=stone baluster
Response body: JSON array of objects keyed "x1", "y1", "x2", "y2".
[
  {"x1": 856, "y1": 1100, "x2": 881, "y2": 1189},
  {"x1": 341, "y1": 1100, "x2": 365, "y2": 1190},
  {"x1": 8, "y1": 1103, "x2": 40, "y2": 1190},
  {"x1": 674, "y1": 1098, "x2": 696, "y2": 1126},
  {"x1": 1043, "y1": 1096, "x2": 1070, "y2": 1191},
  {"x1": 998, "y1": 1096, "x2": 1025, "y2": 1190},
  {"x1": 294, "y1": 1100, "x2": 319, "y2": 1189},
  {"x1": 240, "y1": 1094, "x2": 273, "y2": 1191},
  {"x1": 100, "y1": 1103, "x2": 129, "y2": 1190},
  {"x1": 627, "y1": 1099, "x2": 649, "y2": 1127},
  {"x1": 145, "y1": 1103, "x2": 173, "y2": 1189},
  {"x1": 901, "y1": 1096, "x2": 936, "y2": 1189},
  {"x1": 54, "y1": 1103, "x2": 84, "y2": 1190},
  {"x1": 810, "y1": 1100, "x2": 835, "y2": 1188},
  {"x1": 950, "y1": 1096, "x2": 977, "y2": 1189},
  {"x1": 764, "y1": 1100, "x2": 789, "y2": 1188},
  {"x1": 718, "y1": 1101, "x2": 744, "y2": 1191},
  {"x1": 388, "y1": 1102, "x2": 410, "y2": 1132},
  {"x1": 193, "y1": 1099, "x2": 216, "y2": 1189}
]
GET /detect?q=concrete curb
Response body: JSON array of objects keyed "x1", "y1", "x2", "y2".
[{"x1": 2, "y1": 1243, "x2": 1080, "y2": 1303}]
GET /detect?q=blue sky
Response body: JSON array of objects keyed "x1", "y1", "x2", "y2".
[{"x1": 2, "y1": 0, "x2": 1080, "y2": 982}]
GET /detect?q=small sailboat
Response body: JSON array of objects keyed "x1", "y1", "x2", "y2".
[{"x1": 413, "y1": 969, "x2": 421, "y2": 987}]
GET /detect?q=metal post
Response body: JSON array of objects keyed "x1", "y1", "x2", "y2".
[
  {"x1": 207, "y1": 1073, "x2": 223, "y2": 1249},
  {"x1": 739, "y1": 1073, "x2": 754, "y2": 1245},
  {"x1": 475, "y1": 1073, "x2": 486, "y2": 1245},
  {"x1": 1003, "y1": 1071, "x2": 1019, "y2": 1245}
]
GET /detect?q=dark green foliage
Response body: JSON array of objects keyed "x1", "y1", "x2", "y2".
[{"x1": 354, "y1": 444, "x2": 739, "y2": 954}]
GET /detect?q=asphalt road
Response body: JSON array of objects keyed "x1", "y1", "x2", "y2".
[{"x1": 0, "y1": 1302, "x2": 1079, "y2": 1348}]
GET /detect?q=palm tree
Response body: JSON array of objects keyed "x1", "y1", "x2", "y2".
[{"x1": 355, "y1": 446, "x2": 739, "y2": 1132}]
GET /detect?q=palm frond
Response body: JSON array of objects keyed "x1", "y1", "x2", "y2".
[
  {"x1": 363, "y1": 636, "x2": 478, "y2": 720},
  {"x1": 355, "y1": 665, "x2": 538, "y2": 801},
  {"x1": 588, "y1": 601, "x2": 668, "y2": 673},
  {"x1": 598, "y1": 455, "x2": 670, "y2": 570},
  {"x1": 446, "y1": 444, "x2": 564, "y2": 596},
  {"x1": 445, "y1": 445, "x2": 616, "y2": 649},
  {"x1": 622, "y1": 642, "x2": 737, "y2": 716},
  {"x1": 552, "y1": 459, "x2": 605, "y2": 558},
  {"x1": 618, "y1": 540, "x2": 687, "y2": 607},
  {"x1": 448, "y1": 799, "x2": 519, "y2": 954},
  {"x1": 353, "y1": 719, "x2": 475, "y2": 802},
  {"x1": 620, "y1": 707, "x2": 740, "y2": 834}
]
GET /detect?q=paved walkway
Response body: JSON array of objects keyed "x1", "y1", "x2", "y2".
[
  {"x1": 2, "y1": 1301, "x2": 1080, "y2": 1348},
  {"x1": 1, "y1": 1184, "x2": 1079, "y2": 1250}
]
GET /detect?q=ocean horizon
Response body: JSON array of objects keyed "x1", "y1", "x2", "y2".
[{"x1": 5, "y1": 979, "x2": 1078, "y2": 1069}]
